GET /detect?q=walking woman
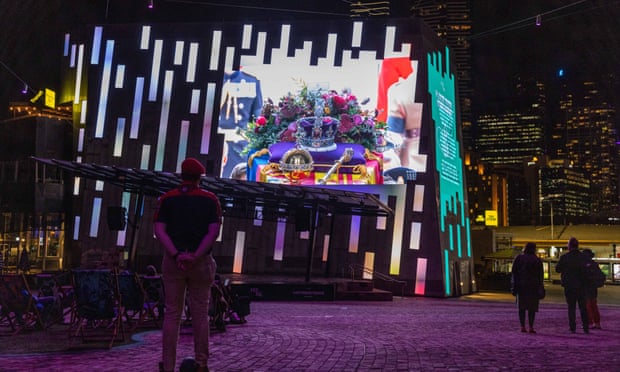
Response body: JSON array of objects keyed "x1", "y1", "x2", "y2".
[{"x1": 511, "y1": 242, "x2": 544, "y2": 333}]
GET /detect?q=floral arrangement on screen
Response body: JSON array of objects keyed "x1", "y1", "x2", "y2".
[{"x1": 242, "y1": 83, "x2": 385, "y2": 154}]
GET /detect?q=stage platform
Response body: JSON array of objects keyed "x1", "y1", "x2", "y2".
[{"x1": 224, "y1": 274, "x2": 395, "y2": 301}]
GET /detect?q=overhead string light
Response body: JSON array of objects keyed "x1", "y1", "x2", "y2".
[
  {"x1": 0, "y1": 60, "x2": 33, "y2": 96},
  {"x1": 469, "y1": 0, "x2": 590, "y2": 40},
  {"x1": 148, "y1": 0, "x2": 154, "y2": 9}
]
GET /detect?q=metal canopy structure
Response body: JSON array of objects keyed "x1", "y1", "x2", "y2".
[
  {"x1": 34, "y1": 157, "x2": 393, "y2": 279},
  {"x1": 32, "y1": 157, "x2": 393, "y2": 219}
]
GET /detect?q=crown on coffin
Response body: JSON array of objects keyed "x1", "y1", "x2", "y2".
[{"x1": 295, "y1": 116, "x2": 340, "y2": 152}]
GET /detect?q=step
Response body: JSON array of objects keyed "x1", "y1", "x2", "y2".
[
  {"x1": 335, "y1": 288, "x2": 393, "y2": 301},
  {"x1": 338, "y1": 280, "x2": 374, "y2": 292}
]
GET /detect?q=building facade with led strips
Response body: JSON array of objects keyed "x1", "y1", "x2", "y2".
[{"x1": 61, "y1": 18, "x2": 473, "y2": 297}]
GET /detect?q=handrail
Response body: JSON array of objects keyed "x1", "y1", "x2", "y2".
[{"x1": 348, "y1": 263, "x2": 406, "y2": 298}]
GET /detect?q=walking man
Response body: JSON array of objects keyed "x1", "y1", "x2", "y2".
[
  {"x1": 556, "y1": 237, "x2": 589, "y2": 334},
  {"x1": 154, "y1": 158, "x2": 222, "y2": 372}
]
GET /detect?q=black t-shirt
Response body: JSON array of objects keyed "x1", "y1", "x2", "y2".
[{"x1": 155, "y1": 183, "x2": 222, "y2": 252}]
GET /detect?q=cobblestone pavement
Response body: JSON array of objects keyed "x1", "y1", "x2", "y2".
[{"x1": 0, "y1": 284, "x2": 618, "y2": 371}]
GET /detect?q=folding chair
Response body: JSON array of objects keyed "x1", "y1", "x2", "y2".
[
  {"x1": 71, "y1": 269, "x2": 125, "y2": 348},
  {"x1": 209, "y1": 282, "x2": 228, "y2": 332},
  {"x1": 117, "y1": 271, "x2": 159, "y2": 330},
  {"x1": 140, "y1": 275, "x2": 165, "y2": 327},
  {"x1": 0, "y1": 274, "x2": 46, "y2": 335},
  {"x1": 53, "y1": 271, "x2": 77, "y2": 325},
  {"x1": 33, "y1": 273, "x2": 65, "y2": 328}
]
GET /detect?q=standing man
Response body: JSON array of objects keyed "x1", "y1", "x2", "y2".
[
  {"x1": 154, "y1": 158, "x2": 222, "y2": 372},
  {"x1": 555, "y1": 237, "x2": 589, "y2": 334}
]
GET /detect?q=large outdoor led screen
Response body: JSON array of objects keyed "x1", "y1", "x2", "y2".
[{"x1": 217, "y1": 21, "x2": 428, "y2": 187}]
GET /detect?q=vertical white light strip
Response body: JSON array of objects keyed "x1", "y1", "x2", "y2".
[
  {"x1": 90, "y1": 26, "x2": 102, "y2": 64},
  {"x1": 77, "y1": 128, "x2": 85, "y2": 152},
  {"x1": 319, "y1": 33, "x2": 337, "y2": 65},
  {"x1": 79, "y1": 100, "x2": 87, "y2": 124},
  {"x1": 148, "y1": 39, "x2": 163, "y2": 102},
  {"x1": 232, "y1": 231, "x2": 245, "y2": 273},
  {"x1": 376, "y1": 194, "x2": 387, "y2": 230},
  {"x1": 95, "y1": 180, "x2": 104, "y2": 191},
  {"x1": 384, "y1": 26, "x2": 396, "y2": 58},
  {"x1": 363, "y1": 252, "x2": 375, "y2": 280},
  {"x1": 186, "y1": 43, "x2": 199, "y2": 82},
  {"x1": 141, "y1": 145, "x2": 151, "y2": 169},
  {"x1": 73, "y1": 216, "x2": 81, "y2": 240},
  {"x1": 322, "y1": 234, "x2": 330, "y2": 262},
  {"x1": 413, "y1": 185, "x2": 425, "y2": 212},
  {"x1": 154, "y1": 70, "x2": 174, "y2": 171},
  {"x1": 89, "y1": 197, "x2": 102, "y2": 237},
  {"x1": 253, "y1": 206, "x2": 263, "y2": 226},
  {"x1": 70, "y1": 44, "x2": 76, "y2": 67},
  {"x1": 348, "y1": 215, "x2": 361, "y2": 253},
  {"x1": 200, "y1": 83, "x2": 215, "y2": 154},
  {"x1": 274, "y1": 219, "x2": 286, "y2": 261},
  {"x1": 389, "y1": 186, "x2": 407, "y2": 275},
  {"x1": 414, "y1": 257, "x2": 428, "y2": 295},
  {"x1": 376, "y1": 216, "x2": 386, "y2": 230},
  {"x1": 352, "y1": 22, "x2": 363, "y2": 47},
  {"x1": 73, "y1": 44, "x2": 84, "y2": 104},
  {"x1": 224, "y1": 46, "x2": 235, "y2": 72},
  {"x1": 113, "y1": 118, "x2": 126, "y2": 157},
  {"x1": 64, "y1": 33, "x2": 70, "y2": 56},
  {"x1": 242, "y1": 24, "x2": 252, "y2": 49},
  {"x1": 173, "y1": 41, "x2": 184, "y2": 65},
  {"x1": 73, "y1": 177, "x2": 80, "y2": 196},
  {"x1": 116, "y1": 192, "x2": 131, "y2": 246},
  {"x1": 209, "y1": 31, "x2": 222, "y2": 71},
  {"x1": 130, "y1": 77, "x2": 144, "y2": 139},
  {"x1": 115, "y1": 65, "x2": 125, "y2": 88},
  {"x1": 177, "y1": 120, "x2": 190, "y2": 169},
  {"x1": 95, "y1": 40, "x2": 114, "y2": 138},
  {"x1": 190, "y1": 89, "x2": 200, "y2": 114},
  {"x1": 410, "y1": 222, "x2": 421, "y2": 250},
  {"x1": 216, "y1": 218, "x2": 223, "y2": 242},
  {"x1": 140, "y1": 26, "x2": 151, "y2": 50},
  {"x1": 74, "y1": 156, "x2": 82, "y2": 195}
]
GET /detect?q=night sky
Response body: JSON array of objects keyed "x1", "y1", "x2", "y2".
[
  {"x1": 471, "y1": 0, "x2": 620, "y2": 104},
  {"x1": 1, "y1": 0, "x2": 619, "y2": 121}
]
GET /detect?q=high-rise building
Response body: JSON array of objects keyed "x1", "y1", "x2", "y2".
[
  {"x1": 539, "y1": 163, "x2": 590, "y2": 226},
  {"x1": 410, "y1": 0, "x2": 472, "y2": 150},
  {"x1": 552, "y1": 80, "x2": 618, "y2": 222},
  {"x1": 476, "y1": 111, "x2": 545, "y2": 166},
  {"x1": 472, "y1": 77, "x2": 546, "y2": 226}
]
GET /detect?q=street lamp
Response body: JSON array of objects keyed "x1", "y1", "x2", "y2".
[{"x1": 540, "y1": 194, "x2": 562, "y2": 239}]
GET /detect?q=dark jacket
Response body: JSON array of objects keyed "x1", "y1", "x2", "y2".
[
  {"x1": 511, "y1": 252, "x2": 543, "y2": 311},
  {"x1": 555, "y1": 250, "x2": 586, "y2": 289}
]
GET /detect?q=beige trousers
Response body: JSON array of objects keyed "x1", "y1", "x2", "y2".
[{"x1": 161, "y1": 254, "x2": 216, "y2": 371}]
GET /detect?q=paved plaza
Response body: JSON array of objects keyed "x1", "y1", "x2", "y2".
[{"x1": 0, "y1": 284, "x2": 618, "y2": 371}]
